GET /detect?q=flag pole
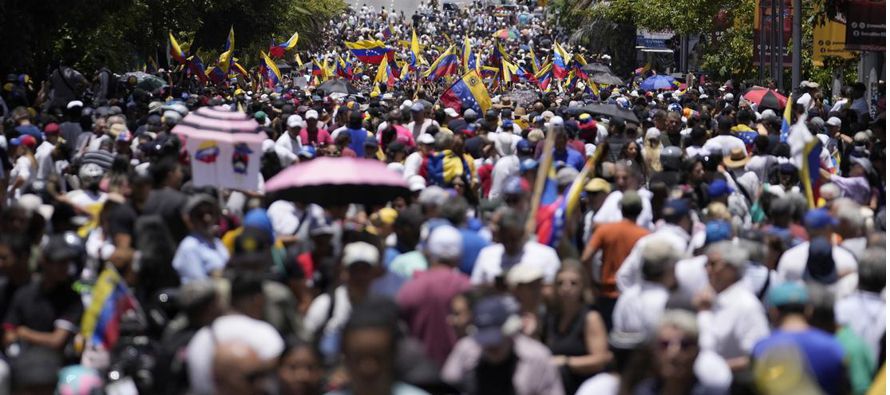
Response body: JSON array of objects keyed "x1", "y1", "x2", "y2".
[{"x1": 525, "y1": 125, "x2": 557, "y2": 236}]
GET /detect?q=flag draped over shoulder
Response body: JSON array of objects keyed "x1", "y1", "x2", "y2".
[
  {"x1": 168, "y1": 32, "x2": 187, "y2": 64},
  {"x1": 81, "y1": 266, "x2": 138, "y2": 349},
  {"x1": 787, "y1": 114, "x2": 822, "y2": 208},
  {"x1": 420, "y1": 150, "x2": 471, "y2": 187},
  {"x1": 439, "y1": 71, "x2": 491, "y2": 114},
  {"x1": 424, "y1": 45, "x2": 459, "y2": 80},
  {"x1": 346, "y1": 40, "x2": 393, "y2": 65}
]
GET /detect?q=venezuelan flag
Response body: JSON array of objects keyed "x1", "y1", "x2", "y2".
[
  {"x1": 410, "y1": 29, "x2": 425, "y2": 67},
  {"x1": 535, "y1": 147, "x2": 601, "y2": 247},
  {"x1": 336, "y1": 56, "x2": 354, "y2": 80},
  {"x1": 424, "y1": 45, "x2": 459, "y2": 80},
  {"x1": 439, "y1": 71, "x2": 491, "y2": 114},
  {"x1": 260, "y1": 51, "x2": 282, "y2": 87},
  {"x1": 552, "y1": 42, "x2": 570, "y2": 80},
  {"x1": 187, "y1": 55, "x2": 208, "y2": 83},
  {"x1": 536, "y1": 62, "x2": 553, "y2": 91},
  {"x1": 529, "y1": 46, "x2": 540, "y2": 74},
  {"x1": 80, "y1": 266, "x2": 138, "y2": 348},
  {"x1": 232, "y1": 61, "x2": 249, "y2": 77},
  {"x1": 217, "y1": 27, "x2": 235, "y2": 74},
  {"x1": 780, "y1": 91, "x2": 794, "y2": 143},
  {"x1": 347, "y1": 40, "x2": 393, "y2": 65},
  {"x1": 382, "y1": 24, "x2": 394, "y2": 40},
  {"x1": 277, "y1": 32, "x2": 299, "y2": 51},
  {"x1": 420, "y1": 150, "x2": 472, "y2": 187},
  {"x1": 462, "y1": 37, "x2": 473, "y2": 71},
  {"x1": 168, "y1": 32, "x2": 187, "y2": 64}
]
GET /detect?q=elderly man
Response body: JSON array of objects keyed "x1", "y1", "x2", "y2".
[
  {"x1": 776, "y1": 208, "x2": 857, "y2": 293},
  {"x1": 611, "y1": 236, "x2": 679, "y2": 340},
  {"x1": 695, "y1": 241, "x2": 770, "y2": 372}
]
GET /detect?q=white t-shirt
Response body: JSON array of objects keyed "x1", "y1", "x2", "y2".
[
  {"x1": 776, "y1": 241, "x2": 858, "y2": 284},
  {"x1": 471, "y1": 241, "x2": 561, "y2": 285},
  {"x1": 592, "y1": 189, "x2": 654, "y2": 230},
  {"x1": 488, "y1": 155, "x2": 520, "y2": 200},
  {"x1": 303, "y1": 286, "x2": 352, "y2": 339},
  {"x1": 703, "y1": 135, "x2": 746, "y2": 157}
]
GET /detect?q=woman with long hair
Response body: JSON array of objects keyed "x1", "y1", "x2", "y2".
[
  {"x1": 618, "y1": 140, "x2": 647, "y2": 182},
  {"x1": 545, "y1": 261, "x2": 613, "y2": 395}
]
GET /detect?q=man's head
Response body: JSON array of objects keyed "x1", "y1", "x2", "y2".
[
  {"x1": 212, "y1": 341, "x2": 275, "y2": 395},
  {"x1": 652, "y1": 110, "x2": 667, "y2": 131},
  {"x1": 425, "y1": 225, "x2": 463, "y2": 267},
  {"x1": 613, "y1": 163, "x2": 639, "y2": 192},
  {"x1": 666, "y1": 112, "x2": 682, "y2": 134},
  {"x1": 230, "y1": 273, "x2": 266, "y2": 320},
  {"x1": 653, "y1": 310, "x2": 700, "y2": 381},
  {"x1": 662, "y1": 199, "x2": 692, "y2": 234},
  {"x1": 766, "y1": 282, "x2": 810, "y2": 325},
  {"x1": 342, "y1": 241, "x2": 380, "y2": 291},
  {"x1": 393, "y1": 207, "x2": 423, "y2": 248},
  {"x1": 803, "y1": 208, "x2": 837, "y2": 239},
  {"x1": 706, "y1": 240, "x2": 749, "y2": 293},
  {"x1": 411, "y1": 101, "x2": 426, "y2": 122},
  {"x1": 620, "y1": 190, "x2": 643, "y2": 221},
  {"x1": 495, "y1": 208, "x2": 527, "y2": 256},
  {"x1": 858, "y1": 247, "x2": 886, "y2": 293},
  {"x1": 641, "y1": 236, "x2": 680, "y2": 288},
  {"x1": 183, "y1": 194, "x2": 220, "y2": 238},
  {"x1": 150, "y1": 155, "x2": 183, "y2": 188},
  {"x1": 584, "y1": 178, "x2": 612, "y2": 211},
  {"x1": 340, "y1": 298, "x2": 401, "y2": 394},
  {"x1": 472, "y1": 296, "x2": 520, "y2": 363}
]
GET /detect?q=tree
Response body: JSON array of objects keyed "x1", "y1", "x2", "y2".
[{"x1": 0, "y1": 0, "x2": 346, "y2": 82}]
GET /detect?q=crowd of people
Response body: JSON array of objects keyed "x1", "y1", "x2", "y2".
[{"x1": 0, "y1": 0, "x2": 885, "y2": 394}]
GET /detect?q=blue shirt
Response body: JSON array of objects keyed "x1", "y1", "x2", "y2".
[
  {"x1": 459, "y1": 226, "x2": 489, "y2": 275},
  {"x1": 346, "y1": 127, "x2": 369, "y2": 158},
  {"x1": 554, "y1": 147, "x2": 585, "y2": 171},
  {"x1": 753, "y1": 328, "x2": 846, "y2": 394},
  {"x1": 172, "y1": 234, "x2": 229, "y2": 284}
]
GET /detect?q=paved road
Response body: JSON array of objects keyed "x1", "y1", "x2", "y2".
[{"x1": 347, "y1": 0, "x2": 474, "y2": 13}]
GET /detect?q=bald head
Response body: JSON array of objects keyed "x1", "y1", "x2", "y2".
[{"x1": 213, "y1": 341, "x2": 269, "y2": 395}]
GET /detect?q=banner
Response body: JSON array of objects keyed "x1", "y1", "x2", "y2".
[
  {"x1": 813, "y1": 19, "x2": 858, "y2": 66},
  {"x1": 636, "y1": 30, "x2": 674, "y2": 49},
  {"x1": 844, "y1": 0, "x2": 886, "y2": 51},
  {"x1": 183, "y1": 133, "x2": 264, "y2": 192}
]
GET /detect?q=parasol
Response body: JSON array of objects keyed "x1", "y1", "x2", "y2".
[{"x1": 265, "y1": 157, "x2": 410, "y2": 206}]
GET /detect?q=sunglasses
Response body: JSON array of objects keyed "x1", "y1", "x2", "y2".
[{"x1": 658, "y1": 338, "x2": 697, "y2": 350}]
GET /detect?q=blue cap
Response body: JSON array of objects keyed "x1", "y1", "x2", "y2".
[
  {"x1": 705, "y1": 220, "x2": 732, "y2": 244},
  {"x1": 299, "y1": 146, "x2": 317, "y2": 159},
  {"x1": 243, "y1": 208, "x2": 275, "y2": 242},
  {"x1": 473, "y1": 297, "x2": 512, "y2": 347},
  {"x1": 804, "y1": 208, "x2": 837, "y2": 229},
  {"x1": 707, "y1": 179, "x2": 734, "y2": 198},
  {"x1": 662, "y1": 199, "x2": 690, "y2": 220},
  {"x1": 767, "y1": 282, "x2": 809, "y2": 307},
  {"x1": 520, "y1": 158, "x2": 538, "y2": 173},
  {"x1": 516, "y1": 139, "x2": 534, "y2": 155}
]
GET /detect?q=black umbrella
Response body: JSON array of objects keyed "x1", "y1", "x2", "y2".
[
  {"x1": 588, "y1": 72, "x2": 623, "y2": 86},
  {"x1": 317, "y1": 78, "x2": 358, "y2": 95},
  {"x1": 568, "y1": 104, "x2": 640, "y2": 124},
  {"x1": 581, "y1": 63, "x2": 612, "y2": 75}
]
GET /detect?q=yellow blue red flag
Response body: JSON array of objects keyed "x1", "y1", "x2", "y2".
[{"x1": 439, "y1": 71, "x2": 491, "y2": 114}]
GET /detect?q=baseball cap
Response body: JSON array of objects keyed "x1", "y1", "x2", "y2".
[
  {"x1": 767, "y1": 282, "x2": 809, "y2": 307},
  {"x1": 849, "y1": 156, "x2": 875, "y2": 175},
  {"x1": 506, "y1": 263, "x2": 544, "y2": 288},
  {"x1": 804, "y1": 208, "x2": 837, "y2": 229},
  {"x1": 707, "y1": 179, "x2": 734, "y2": 198},
  {"x1": 426, "y1": 225, "x2": 462, "y2": 260},
  {"x1": 418, "y1": 185, "x2": 449, "y2": 206},
  {"x1": 43, "y1": 123, "x2": 60, "y2": 135},
  {"x1": 287, "y1": 114, "x2": 304, "y2": 128},
  {"x1": 584, "y1": 178, "x2": 611, "y2": 194},
  {"x1": 516, "y1": 139, "x2": 534, "y2": 156},
  {"x1": 305, "y1": 110, "x2": 319, "y2": 120},
  {"x1": 826, "y1": 117, "x2": 842, "y2": 127},
  {"x1": 472, "y1": 297, "x2": 517, "y2": 347},
  {"x1": 556, "y1": 166, "x2": 579, "y2": 187},
  {"x1": 444, "y1": 108, "x2": 459, "y2": 118},
  {"x1": 43, "y1": 234, "x2": 81, "y2": 262},
  {"x1": 408, "y1": 175, "x2": 427, "y2": 192},
  {"x1": 342, "y1": 241, "x2": 379, "y2": 266},
  {"x1": 10, "y1": 135, "x2": 37, "y2": 148},
  {"x1": 705, "y1": 220, "x2": 732, "y2": 244},
  {"x1": 182, "y1": 194, "x2": 217, "y2": 216},
  {"x1": 67, "y1": 100, "x2": 84, "y2": 110},
  {"x1": 662, "y1": 199, "x2": 690, "y2": 220},
  {"x1": 418, "y1": 133, "x2": 435, "y2": 145},
  {"x1": 411, "y1": 102, "x2": 425, "y2": 112}
]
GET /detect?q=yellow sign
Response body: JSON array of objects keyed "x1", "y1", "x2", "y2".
[{"x1": 813, "y1": 20, "x2": 858, "y2": 66}]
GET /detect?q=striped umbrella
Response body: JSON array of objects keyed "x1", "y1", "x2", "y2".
[{"x1": 171, "y1": 106, "x2": 264, "y2": 136}]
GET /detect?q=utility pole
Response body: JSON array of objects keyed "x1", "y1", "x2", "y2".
[{"x1": 791, "y1": 0, "x2": 801, "y2": 90}]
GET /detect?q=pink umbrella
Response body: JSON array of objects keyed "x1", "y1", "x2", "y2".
[{"x1": 265, "y1": 157, "x2": 410, "y2": 206}]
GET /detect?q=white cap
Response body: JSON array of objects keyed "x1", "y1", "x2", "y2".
[
  {"x1": 67, "y1": 100, "x2": 84, "y2": 109},
  {"x1": 827, "y1": 116, "x2": 842, "y2": 127},
  {"x1": 408, "y1": 175, "x2": 427, "y2": 192},
  {"x1": 287, "y1": 114, "x2": 304, "y2": 128},
  {"x1": 723, "y1": 93, "x2": 734, "y2": 101},
  {"x1": 418, "y1": 185, "x2": 449, "y2": 206},
  {"x1": 800, "y1": 80, "x2": 819, "y2": 89},
  {"x1": 444, "y1": 108, "x2": 459, "y2": 118},
  {"x1": 506, "y1": 263, "x2": 544, "y2": 287},
  {"x1": 547, "y1": 116, "x2": 564, "y2": 127},
  {"x1": 426, "y1": 225, "x2": 463, "y2": 260},
  {"x1": 401, "y1": 100, "x2": 414, "y2": 109},
  {"x1": 305, "y1": 110, "x2": 319, "y2": 120},
  {"x1": 343, "y1": 241, "x2": 380, "y2": 266},
  {"x1": 418, "y1": 133, "x2": 435, "y2": 145},
  {"x1": 386, "y1": 162, "x2": 405, "y2": 175},
  {"x1": 646, "y1": 127, "x2": 661, "y2": 140}
]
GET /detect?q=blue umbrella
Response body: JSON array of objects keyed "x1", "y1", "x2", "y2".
[{"x1": 640, "y1": 75, "x2": 676, "y2": 91}]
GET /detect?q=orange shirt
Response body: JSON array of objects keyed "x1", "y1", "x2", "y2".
[{"x1": 585, "y1": 219, "x2": 650, "y2": 298}]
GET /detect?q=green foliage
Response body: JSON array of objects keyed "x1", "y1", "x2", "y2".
[{"x1": 0, "y1": 0, "x2": 346, "y2": 81}]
